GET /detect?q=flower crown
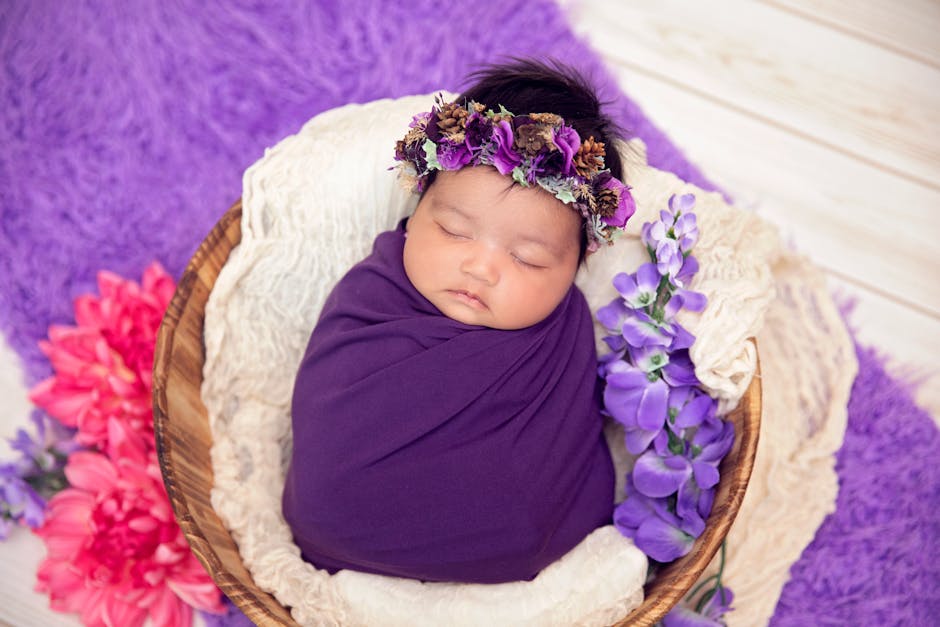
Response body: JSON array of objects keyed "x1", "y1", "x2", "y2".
[{"x1": 393, "y1": 94, "x2": 636, "y2": 251}]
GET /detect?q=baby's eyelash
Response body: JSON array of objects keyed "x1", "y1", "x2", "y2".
[
  {"x1": 437, "y1": 223, "x2": 467, "y2": 239},
  {"x1": 512, "y1": 255, "x2": 544, "y2": 270},
  {"x1": 436, "y1": 222, "x2": 543, "y2": 269}
]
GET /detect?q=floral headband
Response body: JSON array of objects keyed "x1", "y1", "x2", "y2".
[{"x1": 393, "y1": 94, "x2": 636, "y2": 251}]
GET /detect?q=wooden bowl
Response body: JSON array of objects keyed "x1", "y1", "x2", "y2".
[{"x1": 153, "y1": 199, "x2": 761, "y2": 626}]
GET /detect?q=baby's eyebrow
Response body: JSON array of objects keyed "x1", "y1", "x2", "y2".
[
  {"x1": 433, "y1": 202, "x2": 473, "y2": 221},
  {"x1": 514, "y1": 232, "x2": 562, "y2": 256}
]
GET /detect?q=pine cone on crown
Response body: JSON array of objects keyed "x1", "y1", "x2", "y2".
[
  {"x1": 437, "y1": 102, "x2": 469, "y2": 142},
  {"x1": 574, "y1": 137, "x2": 606, "y2": 178},
  {"x1": 595, "y1": 187, "x2": 619, "y2": 218}
]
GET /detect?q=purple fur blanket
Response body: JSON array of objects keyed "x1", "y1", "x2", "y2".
[{"x1": 1, "y1": 1, "x2": 937, "y2": 623}]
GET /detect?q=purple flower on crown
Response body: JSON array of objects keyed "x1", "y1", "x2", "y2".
[
  {"x1": 604, "y1": 178, "x2": 637, "y2": 229},
  {"x1": 524, "y1": 153, "x2": 549, "y2": 185},
  {"x1": 552, "y1": 125, "x2": 580, "y2": 177},
  {"x1": 392, "y1": 97, "x2": 637, "y2": 250},
  {"x1": 463, "y1": 111, "x2": 492, "y2": 154},
  {"x1": 491, "y1": 119, "x2": 522, "y2": 175},
  {"x1": 424, "y1": 105, "x2": 443, "y2": 142},
  {"x1": 436, "y1": 139, "x2": 473, "y2": 170}
]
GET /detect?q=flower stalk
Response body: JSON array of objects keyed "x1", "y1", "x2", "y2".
[{"x1": 598, "y1": 194, "x2": 736, "y2": 622}]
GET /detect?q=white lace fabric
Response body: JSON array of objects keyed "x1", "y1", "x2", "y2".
[{"x1": 201, "y1": 95, "x2": 856, "y2": 626}]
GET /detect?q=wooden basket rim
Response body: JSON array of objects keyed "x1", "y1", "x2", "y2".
[{"x1": 153, "y1": 199, "x2": 762, "y2": 626}]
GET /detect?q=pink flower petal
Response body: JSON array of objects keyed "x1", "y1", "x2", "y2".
[{"x1": 64, "y1": 451, "x2": 118, "y2": 492}]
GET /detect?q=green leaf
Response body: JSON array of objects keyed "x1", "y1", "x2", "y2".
[{"x1": 423, "y1": 139, "x2": 441, "y2": 170}]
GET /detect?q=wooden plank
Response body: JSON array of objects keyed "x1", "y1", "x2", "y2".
[
  {"x1": 582, "y1": 63, "x2": 940, "y2": 318},
  {"x1": 0, "y1": 532, "x2": 80, "y2": 627},
  {"x1": 0, "y1": 335, "x2": 32, "y2": 458},
  {"x1": 570, "y1": 0, "x2": 940, "y2": 188},
  {"x1": 765, "y1": 0, "x2": 940, "y2": 69}
]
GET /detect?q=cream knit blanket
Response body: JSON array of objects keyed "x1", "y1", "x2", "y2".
[{"x1": 201, "y1": 94, "x2": 856, "y2": 626}]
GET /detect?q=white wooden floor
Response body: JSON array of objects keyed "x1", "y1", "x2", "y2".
[
  {"x1": 0, "y1": 2, "x2": 937, "y2": 625},
  {"x1": 565, "y1": 0, "x2": 940, "y2": 419}
]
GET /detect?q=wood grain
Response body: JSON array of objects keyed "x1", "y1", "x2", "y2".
[
  {"x1": 586, "y1": 64, "x2": 940, "y2": 319},
  {"x1": 152, "y1": 200, "x2": 762, "y2": 625},
  {"x1": 615, "y1": 359, "x2": 762, "y2": 626},
  {"x1": 765, "y1": 0, "x2": 940, "y2": 69},
  {"x1": 572, "y1": 0, "x2": 940, "y2": 189},
  {"x1": 153, "y1": 200, "x2": 298, "y2": 627}
]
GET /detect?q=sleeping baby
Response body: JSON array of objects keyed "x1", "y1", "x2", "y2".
[{"x1": 282, "y1": 58, "x2": 636, "y2": 584}]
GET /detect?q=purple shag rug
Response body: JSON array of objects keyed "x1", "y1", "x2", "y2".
[{"x1": 1, "y1": 1, "x2": 937, "y2": 625}]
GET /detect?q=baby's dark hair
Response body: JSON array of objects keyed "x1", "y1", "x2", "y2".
[{"x1": 432, "y1": 57, "x2": 630, "y2": 264}]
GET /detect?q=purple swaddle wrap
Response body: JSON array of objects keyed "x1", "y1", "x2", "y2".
[{"x1": 283, "y1": 218, "x2": 614, "y2": 584}]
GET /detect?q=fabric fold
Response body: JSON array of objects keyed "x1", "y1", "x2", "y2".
[{"x1": 283, "y1": 218, "x2": 615, "y2": 584}]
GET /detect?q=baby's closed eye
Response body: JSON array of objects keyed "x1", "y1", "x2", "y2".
[
  {"x1": 437, "y1": 222, "x2": 469, "y2": 239},
  {"x1": 511, "y1": 254, "x2": 545, "y2": 270}
]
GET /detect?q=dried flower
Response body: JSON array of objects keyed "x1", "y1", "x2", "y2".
[{"x1": 393, "y1": 96, "x2": 635, "y2": 249}]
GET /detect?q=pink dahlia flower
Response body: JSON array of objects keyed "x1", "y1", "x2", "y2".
[
  {"x1": 28, "y1": 262, "x2": 175, "y2": 449},
  {"x1": 35, "y1": 421, "x2": 223, "y2": 627},
  {"x1": 74, "y1": 262, "x2": 175, "y2": 390}
]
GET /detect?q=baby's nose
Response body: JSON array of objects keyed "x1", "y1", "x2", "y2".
[{"x1": 460, "y1": 246, "x2": 499, "y2": 285}]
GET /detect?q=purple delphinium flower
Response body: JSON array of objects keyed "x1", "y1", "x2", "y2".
[
  {"x1": 603, "y1": 360, "x2": 670, "y2": 454},
  {"x1": 614, "y1": 477, "x2": 697, "y2": 562},
  {"x1": 621, "y1": 309, "x2": 676, "y2": 349},
  {"x1": 10, "y1": 411, "x2": 79, "y2": 472},
  {"x1": 596, "y1": 298, "x2": 631, "y2": 335},
  {"x1": 409, "y1": 111, "x2": 431, "y2": 130},
  {"x1": 656, "y1": 238, "x2": 683, "y2": 282},
  {"x1": 690, "y1": 414, "x2": 736, "y2": 489},
  {"x1": 629, "y1": 344, "x2": 671, "y2": 375},
  {"x1": 613, "y1": 264, "x2": 661, "y2": 309},
  {"x1": 199, "y1": 598, "x2": 254, "y2": 627},
  {"x1": 0, "y1": 411, "x2": 78, "y2": 537},
  {"x1": 662, "y1": 542, "x2": 734, "y2": 627},
  {"x1": 0, "y1": 470, "x2": 46, "y2": 537},
  {"x1": 599, "y1": 195, "x2": 737, "y2": 577},
  {"x1": 661, "y1": 349, "x2": 699, "y2": 384},
  {"x1": 662, "y1": 586, "x2": 734, "y2": 627},
  {"x1": 674, "y1": 211, "x2": 699, "y2": 253},
  {"x1": 669, "y1": 192, "x2": 696, "y2": 215},
  {"x1": 668, "y1": 386, "x2": 715, "y2": 432},
  {"x1": 641, "y1": 209, "x2": 673, "y2": 251},
  {"x1": 632, "y1": 450, "x2": 692, "y2": 498}
]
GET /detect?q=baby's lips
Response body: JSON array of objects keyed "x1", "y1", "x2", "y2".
[{"x1": 450, "y1": 289, "x2": 489, "y2": 310}]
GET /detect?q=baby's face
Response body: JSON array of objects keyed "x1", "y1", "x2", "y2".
[{"x1": 403, "y1": 166, "x2": 581, "y2": 330}]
